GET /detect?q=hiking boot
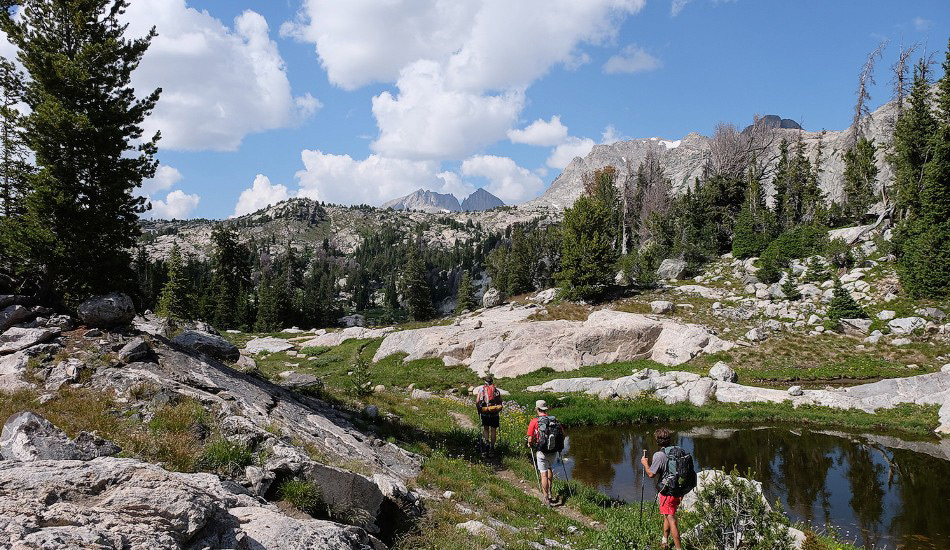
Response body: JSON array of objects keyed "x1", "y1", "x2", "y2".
[{"x1": 487, "y1": 447, "x2": 495, "y2": 458}]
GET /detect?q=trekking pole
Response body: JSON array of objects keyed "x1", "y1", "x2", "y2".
[
  {"x1": 528, "y1": 442, "x2": 543, "y2": 496},
  {"x1": 557, "y1": 452, "x2": 574, "y2": 499},
  {"x1": 639, "y1": 449, "x2": 646, "y2": 528}
]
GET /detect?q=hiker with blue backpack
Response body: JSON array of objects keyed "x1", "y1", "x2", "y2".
[
  {"x1": 526, "y1": 399, "x2": 566, "y2": 505},
  {"x1": 641, "y1": 427, "x2": 697, "y2": 550}
]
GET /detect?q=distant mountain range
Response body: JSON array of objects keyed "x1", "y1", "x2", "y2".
[{"x1": 382, "y1": 188, "x2": 505, "y2": 213}]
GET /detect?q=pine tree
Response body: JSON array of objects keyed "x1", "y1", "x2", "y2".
[
  {"x1": 780, "y1": 269, "x2": 801, "y2": 300},
  {"x1": 0, "y1": 0, "x2": 161, "y2": 307},
  {"x1": 842, "y1": 137, "x2": 879, "y2": 221},
  {"x1": 507, "y1": 226, "x2": 532, "y2": 296},
  {"x1": 0, "y1": 57, "x2": 29, "y2": 217},
  {"x1": 454, "y1": 271, "x2": 478, "y2": 315},
  {"x1": 209, "y1": 224, "x2": 250, "y2": 328},
  {"x1": 897, "y1": 40, "x2": 950, "y2": 298},
  {"x1": 804, "y1": 257, "x2": 831, "y2": 284},
  {"x1": 156, "y1": 245, "x2": 189, "y2": 320},
  {"x1": 889, "y1": 59, "x2": 936, "y2": 221},
  {"x1": 557, "y1": 169, "x2": 622, "y2": 300},
  {"x1": 732, "y1": 166, "x2": 770, "y2": 258},
  {"x1": 401, "y1": 244, "x2": 434, "y2": 321},
  {"x1": 255, "y1": 273, "x2": 280, "y2": 332},
  {"x1": 827, "y1": 279, "x2": 866, "y2": 321}
]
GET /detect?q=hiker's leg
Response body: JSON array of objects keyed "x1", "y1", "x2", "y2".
[
  {"x1": 668, "y1": 514, "x2": 682, "y2": 549},
  {"x1": 482, "y1": 425, "x2": 490, "y2": 443},
  {"x1": 489, "y1": 426, "x2": 497, "y2": 447},
  {"x1": 546, "y1": 470, "x2": 555, "y2": 498},
  {"x1": 660, "y1": 514, "x2": 671, "y2": 548}
]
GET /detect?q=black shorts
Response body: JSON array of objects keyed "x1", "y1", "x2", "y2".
[{"x1": 480, "y1": 414, "x2": 500, "y2": 428}]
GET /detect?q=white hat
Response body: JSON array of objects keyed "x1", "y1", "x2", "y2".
[{"x1": 535, "y1": 399, "x2": 549, "y2": 411}]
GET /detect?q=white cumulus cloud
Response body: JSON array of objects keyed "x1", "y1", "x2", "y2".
[
  {"x1": 294, "y1": 151, "x2": 443, "y2": 206},
  {"x1": 671, "y1": 0, "x2": 692, "y2": 16},
  {"x1": 124, "y1": 1, "x2": 317, "y2": 152},
  {"x1": 140, "y1": 165, "x2": 183, "y2": 196},
  {"x1": 508, "y1": 116, "x2": 570, "y2": 147},
  {"x1": 603, "y1": 44, "x2": 662, "y2": 74},
  {"x1": 233, "y1": 174, "x2": 290, "y2": 217},
  {"x1": 371, "y1": 60, "x2": 524, "y2": 160},
  {"x1": 461, "y1": 155, "x2": 545, "y2": 204},
  {"x1": 148, "y1": 190, "x2": 201, "y2": 219},
  {"x1": 547, "y1": 137, "x2": 597, "y2": 169}
]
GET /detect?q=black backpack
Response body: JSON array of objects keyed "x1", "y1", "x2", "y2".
[
  {"x1": 534, "y1": 415, "x2": 565, "y2": 453},
  {"x1": 657, "y1": 446, "x2": 697, "y2": 497}
]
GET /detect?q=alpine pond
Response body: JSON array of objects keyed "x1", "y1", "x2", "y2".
[{"x1": 562, "y1": 425, "x2": 950, "y2": 550}]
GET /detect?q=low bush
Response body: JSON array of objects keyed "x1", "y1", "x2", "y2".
[
  {"x1": 758, "y1": 226, "x2": 828, "y2": 284},
  {"x1": 199, "y1": 438, "x2": 253, "y2": 476},
  {"x1": 278, "y1": 478, "x2": 325, "y2": 516}
]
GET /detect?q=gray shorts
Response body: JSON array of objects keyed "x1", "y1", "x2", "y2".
[{"x1": 535, "y1": 450, "x2": 557, "y2": 472}]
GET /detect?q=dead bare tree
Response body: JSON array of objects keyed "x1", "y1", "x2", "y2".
[
  {"x1": 849, "y1": 40, "x2": 888, "y2": 148},
  {"x1": 891, "y1": 42, "x2": 918, "y2": 119},
  {"x1": 706, "y1": 117, "x2": 775, "y2": 182},
  {"x1": 634, "y1": 146, "x2": 671, "y2": 245}
]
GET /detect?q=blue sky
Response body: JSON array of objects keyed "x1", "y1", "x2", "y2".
[{"x1": 101, "y1": 0, "x2": 950, "y2": 219}]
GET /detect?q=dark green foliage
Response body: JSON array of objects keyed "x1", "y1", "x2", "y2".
[
  {"x1": 757, "y1": 226, "x2": 827, "y2": 284},
  {"x1": 732, "y1": 167, "x2": 773, "y2": 258},
  {"x1": 896, "y1": 39, "x2": 950, "y2": 298},
  {"x1": 557, "y1": 168, "x2": 621, "y2": 300},
  {"x1": 0, "y1": 57, "x2": 29, "y2": 218},
  {"x1": 254, "y1": 273, "x2": 280, "y2": 332},
  {"x1": 841, "y1": 137, "x2": 879, "y2": 221},
  {"x1": 827, "y1": 279, "x2": 866, "y2": 322},
  {"x1": 209, "y1": 224, "x2": 253, "y2": 329},
  {"x1": 401, "y1": 244, "x2": 435, "y2": 321},
  {"x1": 454, "y1": 271, "x2": 478, "y2": 314},
  {"x1": 890, "y1": 60, "x2": 937, "y2": 221},
  {"x1": 156, "y1": 245, "x2": 189, "y2": 320},
  {"x1": 780, "y1": 269, "x2": 801, "y2": 300},
  {"x1": 349, "y1": 354, "x2": 373, "y2": 397},
  {"x1": 803, "y1": 257, "x2": 831, "y2": 284},
  {"x1": 824, "y1": 238, "x2": 855, "y2": 269},
  {"x1": 0, "y1": 0, "x2": 160, "y2": 307}
]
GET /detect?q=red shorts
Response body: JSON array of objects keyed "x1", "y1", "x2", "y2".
[{"x1": 658, "y1": 494, "x2": 682, "y2": 515}]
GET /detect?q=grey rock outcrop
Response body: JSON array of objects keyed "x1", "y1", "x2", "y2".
[
  {"x1": 77, "y1": 292, "x2": 135, "y2": 327},
  {"x1": 0, "y1": 326, "x2": 59, "y2": 355},
  {"x1": 0, "y1": 304, "x2": 32, "y2": 332},
  {"x1": 461, "y1": 188, "x2": 505, "y2": 211},
  {"x1": 280, "y1": 372, "x2": 324, "y2": 392},
  {"x1": 172, "y1": 329, "x2": 239, "y2": 362},
  {"x1": 709, "y1": 362, "x2": 737, "y2": 383},
  {"x1": 839, "y1": 318, "x2": 872, "y2": 336},
  {"x1": 244, "y1": 336, "x2": 296, "y2": 354},
  {"x1": 650, "y1": 300, "x2": 675, "y2": 314},
  {"x1": 888, "y1": 317, "x2": 926, "y2": 335},
  {"x1": 118, "y1": 337, "x2": 151, "y2": 363},
  {"x1": 0, "y1": 456, "x2": 384, "y2": 550},
  {"x1": 482, "y1": 287, "x2": 503, "y2": 308},
  {"x1": 0, "y1": 412, "x2": 119, "y2": 461},
  {"x1": 382, "y1": 188, "x2": 461, "y2": 213},
  {"x1": 373, "y1": 306, "x2": 733, "y2": 378}
]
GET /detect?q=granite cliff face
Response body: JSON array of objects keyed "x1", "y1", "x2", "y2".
[{"x1": 530, "y1": 99, "x2": 898, "y2": 210}]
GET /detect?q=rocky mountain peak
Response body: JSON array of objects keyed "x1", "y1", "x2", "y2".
[
  {"x1": 460, "y1": 188, "x2": 505, "y2": 211},
  {"x1": 381, "y1": 189, "x2": 461, "y2": 213}
]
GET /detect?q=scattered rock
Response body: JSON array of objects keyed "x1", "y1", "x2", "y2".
[
  {"x1": 45, "y1": 358, "x2": 84, "y2": 391},
  {"x1": 877, "y1": 310, "x2": 896, "y2": 321},
  {"x1": 745, "y1": 327, "x2": 767, "y2": 342},
  {"x1": 531, "y1": 288, "x2": 558, "y2": 304},
  {"x1": 0, "y1": 305, "x2": 32, "y2": 332},
  {"x1": 708, "y1": 362, "x2": 737, "y2": 383},
  {"x1": 657, "y1": 258, "x2": 688, "y2": 280},
  {"x1": 243, "y1": 336, "x2": 296, "y2": 354},
  {"x1": 410, "y1": 388, "x2": 434, "y2": 399},
  {"x1": 364, "y1": 405, "x2": 379, "y2": 419},
  {"x1": 916, "y1": 307, "x2": 947, "y2": 321},
  {"x1": 888, "y1": 317, "x2": 926, "y2": 335},
  {"x1": 234, "y1": 354, "x2": 257, "y2": 372},
  {"x1": 118, "y1": 337, "x2": 151, "y2": 363},
  {"x1": 650, "y1": 300, "x2": 675, "y2": 314},
  {"x1": 891, "y1": 337, "x2": 912, "y2": 346},
  {"x1": 172, "y1": 330, "x2": 240, "y2": 362},
  {"x1": 456, "y1": 520, "x2": 501, "y2": 544},
  {"x1": 373, "y1": 384, "x2": 386, "y2": 394},
  {"x1": 0, "y1": 327, "x2": 59, "y2": 355},
  {"x1": 280, "y1": 372, "x2": 324, "y2": 392},
  {"x1": 788, "y1": 386, "x2": 803, "y2": 397},
  {"x1": 482, "y1": 288, "x2": 503, "y2": 308},
  {"x1": 839, "y1": 318, "x2": 872, "y2": 336},
  {"x1": 77, "y1": 292, "x2": 135, "y2": 328},
  {"x1": 0, "y1": 412, "x2": 119, "y2": 461}
]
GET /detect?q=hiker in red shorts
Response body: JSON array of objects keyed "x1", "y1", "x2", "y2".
[{"x1": 641, "y1": 427, "x2": 683, "y2": 550}]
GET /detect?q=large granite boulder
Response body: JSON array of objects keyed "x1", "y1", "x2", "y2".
[
  {"x1": 77, "y1": 292, "x2": 135, "y2": 328},
  {"x1": 243, "y1": 336, "x2": 295, "y2": 354},
  {"x1": 888, "y1": 317, "x2": 926, "y2": 335},
  {"x1": 482, "y1": 287, "x2": 502, "y2": 308},
  {"x1": 0, "y1": 305, "x2": 32, "y2": 332},
  {"x1": 657, "y1": 258, "x2": 688, "y2": 280},
  {"x1": 708, "y1": 362, "x2": 738, "y2": 383},
  {"x1": 0, "y1": 412, "x2": 119, "y2": 462},
  {"x1": 0, "y1": 327, "x2": 59, "y2": 355},
  {"x1": 172, "y1": 330, "x2": 239, "y2": 362}
]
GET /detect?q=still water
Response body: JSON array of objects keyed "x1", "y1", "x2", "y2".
[{"x1": 561, "y1": 425, "x2": 950, "y2": 550}]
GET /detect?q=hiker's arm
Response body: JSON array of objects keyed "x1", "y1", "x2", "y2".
[{"x1": 640, "y1": 455, "x2": 656, "y2": 477}]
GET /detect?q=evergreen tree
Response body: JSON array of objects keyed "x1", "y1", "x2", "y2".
[
  {"x1": 255, "y1": 273, "x2": 280, "y2": 332},
  {"x1": 732, "y1": 166, "x2": 771, "y2": 258},
  {"x1": 889, "y1": 59, "x2": 935, "y2": 220},
  {"x1": 827, "y1": 279, "x2": 867, "y2": 321},
  {"x1": 454, "y1": 271, "x2": 478, "y2": 315},
  {"x1": 804, "y1": 257, "x2": 831, "y2": 284},
  {"x1": 156, "y1": 245, "x2": 188, "y2": 320},
  {"x1": 557, "y1": 168, "x2": 622, "y2": 300},
  {"x1": 842, "y1": 137, "x2": 879, "y2": 221},
  {"x1": 209, "y1": 224, "x2": 251, "y2": 328},
  {"x1": 0, "y1": 0, "x2": 161, "y2": 306},
  {"x1": 401, "y1": 244, "x2": 434, "y2": 321},
  {"x1": 780, "y1": 269, "x2": 801, "y2": 300},
  {"x1": 0, "y1": 57, "x2": 29, "y2": 217},
  {"x1": 506, "y1": 226, "x2": 532, "y2": 296},
  {"x1": 772, "y1": 140, "x2": 790, "y2": 229}
]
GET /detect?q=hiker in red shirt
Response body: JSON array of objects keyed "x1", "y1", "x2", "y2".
[
  {"x1": 526, "y1": 399, "x2": 564, "y2": 505},
  {"x1": 475, "y1": 374, "x2": 503, "y2": 457},
  {"x1": 641, "y1": 427, "x2": 683, "y2": 550}
]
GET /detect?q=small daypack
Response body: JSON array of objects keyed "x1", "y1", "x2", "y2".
[
  {"x1": 657, "y1": 446, "x2": 697, "y2": 497},
  {"x1": 477, "y1": 384, "x2": 503, "y2": 414},
  {"x1": 534, "y1": 415, "x2": 565, "y2": 453}
]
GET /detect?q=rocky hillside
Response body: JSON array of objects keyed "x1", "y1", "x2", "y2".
[
  {"x1": 142, "y1": 198, "x2": 552, "y2": 261},
  {"x1": 0, "y1": 294, "x2": 423, "y2": 548},
  {"x1": 529, "y1": 100, "x2": 898, "y2": 209}
]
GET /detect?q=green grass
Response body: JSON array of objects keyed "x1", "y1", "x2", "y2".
[
  {"x1": 501, "y1": 361, "x2": 664, "y2": 393},
  {"x1": 199, "y1": 437, "x2": 253, "y2": 476},
  {"x1": 278, "y1": 478, "x2": 325, "y2": 516}
]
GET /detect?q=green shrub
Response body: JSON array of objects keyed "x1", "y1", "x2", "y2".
[
  {"x1": 803, "y1": 257, "x2": 831, "y2": 284},
  {"x1": 824, "y1": 238, "x2": 854, "y2": 269},
  {"x1": 278, "y1": 479, "x2": 325, "y2": 516},
  {"x1": 349, "y1": 355, "x2": 373, "y2": 397},
  {"x1": 199, "y1": 438, "x2": 252, "y2": 476},
  {"x1": 757, "y1": 226, "x2": 828, "y2": 284},
  {"x1": 780, "y1": 269, "x2": 801, "y2": 300},
  {"x1": 690, "y1": 469, "x2": 794, "y2": 550}
]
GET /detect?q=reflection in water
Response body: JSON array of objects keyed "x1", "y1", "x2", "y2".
[{"x1": 563, "y1": 425, "x2": 950, "y2": 550}]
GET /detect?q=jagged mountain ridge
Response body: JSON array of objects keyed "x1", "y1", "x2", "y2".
[
  {"x1": 530, "y1": 100, "x2": 898, "y2": 210},
  {"x1": 460, "y1": 188, "x2": 505, "y2": 211},
  {"x1": 381, "y1": 189, "x2": 462, "y2": 213}
]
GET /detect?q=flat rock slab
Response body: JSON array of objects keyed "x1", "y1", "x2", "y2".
[
  {"x1": 297, "y1": 327, "x2": 396, "y2": 349},
  {"x1": 373, "y1": 307, "x2": 733, "y2": 378},
  {"x1": 0, "y1": 327, "x2": 59, "y2": 355},
  {"x1": 243, "y1": 336, "x2": 296, "y2": 354}
]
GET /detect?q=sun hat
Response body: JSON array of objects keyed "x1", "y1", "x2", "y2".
[{"x1": 535, "y1": 399, "x2": 549, "y2": 411}]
